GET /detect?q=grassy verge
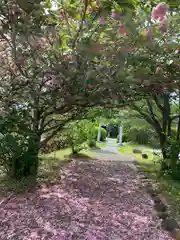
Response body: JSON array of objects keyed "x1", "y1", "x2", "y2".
[
  {"x1": 41, "y1": 147, "x2": 96, "y2": 167},
  {"x1": 96, "y1": 141, "x2": 107, "y2": 149},
  {"x1": 119, "y1": 143, "x2": 159, "y2": 174},
  {"x1": 38, "y1": 147, "x2": 96, "y2": 184},
  {"x1": 119, "y1": 143, "x2": 180, "y2": 221}
]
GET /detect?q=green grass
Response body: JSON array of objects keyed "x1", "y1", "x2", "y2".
[
  {"x1": 119, "y1": 142, "x2": 180, "y2": 221},
  {"x1": 38, "y1": 147, "x2": 96, "y2": 185},
  {"x1": 42, "y1": 147, "x2": 96, "y2": 161},
  {"x1": 119, "y1": 143, "x2": 160, "y2": 176},
  {"x1": 158, "y1": 177, "x2": 180, "y2": 220},
  {"x1": 118, "y1": 142, "x2": 161, "y2": 176},
  {"x1": 96, "y1": 141, "x2": 107, "y2": 149},
  {"x1": 119, "y1": 143, "x2": 156, "y2": 163}
]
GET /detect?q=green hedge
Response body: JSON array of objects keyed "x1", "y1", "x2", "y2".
[
  {"x1": 94, "y1": 127, "x2": 107, "y2": 141},
  {"x1": 128, "y1": 128, "x2": 149, "y2": 145}
]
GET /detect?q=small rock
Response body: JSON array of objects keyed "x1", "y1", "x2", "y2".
[
  {"x1": 139, "y1": 175, "x2": 148, "y2": 179},
  {"x1": 154, "y1": 201, "x2": 167, "y2": 212},
  {"x1": 146, "y1": 184, "x2": 155, "y2": 195},
  {"x1": 142, "y1": 153, "x2": 148, "y2": 159},
  {"x1": 157, "y1": 211, "x2": 169, "y2": 220},
  {"x1": 154, "y1": 195, "x2": 162, "y2": 204},
  {"x1": 151, "y1": 190, "x2": 159, "y2": 199},
  {"x1": 136, "y1": 167, "x2": 144, "y2": 173},
  {"x1": 133, "y1": 149, "x2": 142, "y2": 154},
  {"x1": 133, "y1": 160, "x2": 139, "y2": 165},
  {"x1": 162, "y1": 218, "x2": 179, "y2": 232}
]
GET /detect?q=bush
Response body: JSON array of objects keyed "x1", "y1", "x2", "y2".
[
  {"x1": 163, "y1": 140, "x2": 180, "y2": 180},
  {"x1": 41, "y1": 133, "x2": 69, "y2": 154},
  {"x1": 122, "y1": 133, "x2": 129, "y2": 142},
  {"x1": 88, "y1": 139, "x2": 96, "y2": 148},
  {"x1": 94, "y1": 127, "x2": 107, "y2": 141},
  {"x1": 0, "y1": 132, "x2": 39, "y2": 179},
  {"x1": 128, "y1": 128, "x2": 149, "y2": 145},
  {"x1": 67, "y1": 120, "x2": 95, "y2": 154},
  {"x1": 117, "y1": 133, "x2": 129, "y2": 143}
]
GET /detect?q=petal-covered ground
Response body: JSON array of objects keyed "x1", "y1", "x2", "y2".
[{"x1": 0, "y1": 158, "x2": 172, "y2": 240}]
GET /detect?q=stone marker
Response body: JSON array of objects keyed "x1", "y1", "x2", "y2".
[
  {"x1": 157, "y1": 211, "x2": 169, "y2": 220},
  {"x1": 154, "y1": 200, "x2": 167, "y2": 212},
  {"x1": 133, "y1": 149, "x2": 142, "y2": 154},
  {"x1": 142, "y1": 153, "x2": 148, "y2": 159},
  {"x1": 162, "y1": 218, "x2": 179, "y2": 232}
]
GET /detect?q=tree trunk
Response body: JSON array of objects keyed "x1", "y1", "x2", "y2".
[
  {"x1": 159, "y1": 132, "x2": 169, "y2": 171},
  {"x1": 10, "y1": 134, "x2": 41, "y2": 180},
  {"x1": 176, "y1": 89, "x2": 180, "y2": 140},
  {"x1": 159, "y1": 133, "x2": 167, "y2": 157}
]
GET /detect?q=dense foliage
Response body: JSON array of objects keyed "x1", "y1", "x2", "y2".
[
  {"x1": 0, "y1": 0, "x2": 179, "y2": 179},
  {"x1": 66, "y1": 120, "x2": 95, "y2": 154}
]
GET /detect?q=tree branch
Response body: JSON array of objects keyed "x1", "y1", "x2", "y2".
[
  {"x1": 153, "y1": 94, "x2": 164, "y2": 112},
  {"x1": 146, "y1": 99, "x2": 161, "y2": 130},
  {"x1": 40, "y1": 116, "x2": 76, "y2": 148},
  {"x1": 131, "y1": 103, "x2": 162, "y2": 134}
]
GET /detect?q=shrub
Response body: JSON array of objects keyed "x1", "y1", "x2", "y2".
[
  {"x1": 164, "y1": 140, "x2": 180, "y2": 180},
  {"x1": 122, "y1": 133, "x2": 129, "y2": 142},
  {"x1": 0, "y1": 132, "x2": 28, "y2": 177},
  {"x1": 88, "y1": 139, "x2": 96, "y2": 148},
  {"x1": 41, "y1": 133, "x2": 69, "y2": 154},
  {"x1": 94, "y1": 127, "x2": 107, "y2": 141},
  {"x1": 67, "y1": 120, "x2": 95, "y2": 154},
  {"x1": 128, "y1": 128, "x2": 149, "y2": 145},
  {"x1": 117, "y1": 133, "x2": 129, "y2": 143}
]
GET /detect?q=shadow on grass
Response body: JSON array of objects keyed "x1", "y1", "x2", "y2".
[
  {"x1": 69, "y1": 153, "x2": 94, "y2": 159},
  {"x1": 38, "y1": 152, "x2": 94, "y2": 185},
  {"x1": 0, "y1": 151, "x2": 95, "y2": 195},
  {"x1": 0, "y1": 173, "x2": 37, "y2": 195}
]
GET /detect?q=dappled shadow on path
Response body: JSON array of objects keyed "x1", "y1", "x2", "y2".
[{"x1": 0, "y1": 158, "x2": 172, "y2": 240}]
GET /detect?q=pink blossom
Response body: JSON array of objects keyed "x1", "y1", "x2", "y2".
[
  {"x1": 0, "y1": 158, "x2": 173, "y2": 240},
  {"x1": 111, "y1": 10, "x2": 120, "y2": 20},
  {"x1": 99, "y1": 15, "x2": 105, "y2": 25},
  {"x1": 156, "y1": 2, "x2": 169, "y2": 13},
  {"x1": 159, "y1": 18, "x2": 168, "y2": 32},
  {"x1": 88, "y1": 6, "x2": 92, "y2": 13},
  {"x1": 151, "y1": 2, "x2": 169, "y2": 22},
  {"x1": 119, "y1": 26, "x2": 128, "y2": 36}
]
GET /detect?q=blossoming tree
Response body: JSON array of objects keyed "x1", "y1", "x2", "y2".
[{"x1": 0, "y1": 0, "x2": 179, "y2": 179}]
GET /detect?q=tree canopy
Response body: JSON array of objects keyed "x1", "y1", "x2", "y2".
[{"x1": 0, "y1": 0, "x2": 179, "y2": 179}]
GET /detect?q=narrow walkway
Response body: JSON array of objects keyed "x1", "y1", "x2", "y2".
[
  {"x1": 0, "y1": 140, "x2": 172, "y2": 239},
  {"x1": 92, "y1": 138, "x2": 135, "y2": 162}
]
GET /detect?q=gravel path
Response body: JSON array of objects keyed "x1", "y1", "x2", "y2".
[{"x1": 0, "y1": 156, "x2": 172, "y2": 239}]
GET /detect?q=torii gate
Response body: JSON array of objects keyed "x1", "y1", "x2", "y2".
[{"x1": 97, "y1": 121, "x2": 123, "y2": 145}]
